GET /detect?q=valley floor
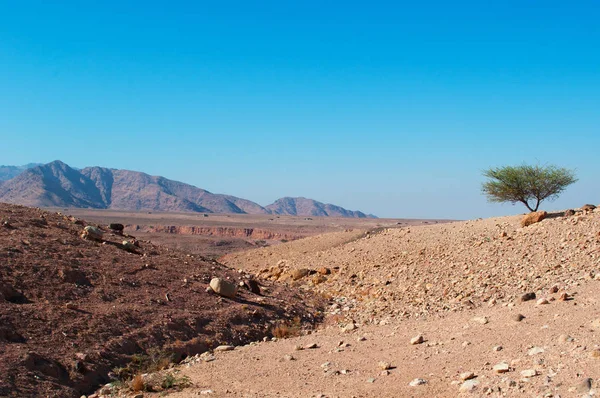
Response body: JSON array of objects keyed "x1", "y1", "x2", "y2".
[{"x1": 157, "y1": 281, "x2": 600, "y2": 397}]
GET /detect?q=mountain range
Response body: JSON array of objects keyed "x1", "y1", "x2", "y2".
[{"x1": 0, "y1": 161, "x2": 375, "y2": 218}]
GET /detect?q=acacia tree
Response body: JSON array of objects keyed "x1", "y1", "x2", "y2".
[{"x1": 481, "y1": 164, "x2": 577, "y2": 212}]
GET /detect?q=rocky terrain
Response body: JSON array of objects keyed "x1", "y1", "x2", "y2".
[
  {"x1": 0, "y1": 161, "x2": 374, "y2": 218},
  {"x1": 4, "y1": 200, "x2": 600, "y2": 397},
  {"x1": 0, "y1": 203, "x2": 325, "y2": 397},
  {"x1": 97, "y1": 205, "x2": 600, "y2": 397}
]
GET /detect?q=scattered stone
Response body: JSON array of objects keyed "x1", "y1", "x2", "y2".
[
  {"x1": 528, "y1": 346, "x2": 545, "y2": 356},
  {"x1": 294, "y1": 345, "x2": 304, "y2": 351},
  {"x1": 357, "y1": 336, "x2": 367, "y2": 342},
  {"x1": 493, "y1": 363, "x2": 510, "y2": 373},
  {"x1": 573, "y1": 378, "x2": 592, "y2": 393},
  {"x1": 563, "y1": 209, "x2": 575, "y2": 217},
  {"x1": 214, "y1": 345, "x2": 235, "y2": 352},
  {"x1": 122, "y1": 240, "x2": 137, "y2": 252},
  {"x1": 343, "y1": 323, "x2": 357, "y2": 332},
  {"x1": 520, "y1": 292, "x2": 536, "y2": 302},
  {"x1": 520, "y1": 369, "x2": 538, "y2": 378},
  {"x1": 410, "y1": 334, "x2": 424, "y2": 345},
  {"x1": 549, "y1": 285, "x2": 559, "y2": 294},
  {"x1": 199, "y1": 352, "x2": 216, "y2": 362},
  {"x1": 459, "y1": 379, "x2": 480, "y2": 392},
  {"x1": 305, "y1": 343, "x2": 318, "y2": 349},
  {"x1": 317, "y1": 267, "x2": 331, "y2": 275},
  {"x1": 558, "y1": 334, "x2": 574, "y2": 343},
  {"x1": 472, "y1": 316, "x2": 488, "y2": 325},
  {"x1": 558, "y1": 292, "x2": 569, "y2": 301},
  {"x1": 460, "y1": 372, "x2": 476, "y2": 381},
  {"x1": 581, "y1": 204, "x2": 596, "y2": 211},
  {"x1": 378, "y1": 361, "x2": 392, "y2": 370},
  {"x1": 209, "y1": 278, "x2": 238, "y2": 299},
  {"x1": 493, "y1": 345, "x2": 503, "y2": 352},
  {"x1": 409, "y1": 378, "x2": 427, "y2": 386},
  {"x1": 590, "y1": 349, "x2": 600, "y2": 358},
  {"x1": 536, "y1": 298, "x2": 549, "y2": 306},
  {"x1": 290, "y1": 268, "x2": 309, "y2": 280},
  {"x1": 513, "y1": 314, "x2": 525, "y2": 322},
  {"x1": 367, "y1": 378, "x2": 376, "y2": 383}
]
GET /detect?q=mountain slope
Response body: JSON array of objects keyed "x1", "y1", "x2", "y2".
[
  {"x1": 0, "y1": 163, "x2": 42, "y2": 181},
  {"x1": 265, "y1": 197, "x2": 373, "y2": 218},
  {"x1": 0, "y1": 161, "x2": 271, "y2": 214},
  {"x1": 0, "y1": 162, "x2": 375, "y2": 217},
  {"x1": 0, "y1": 161, "x2": 105, "y2": 208}
]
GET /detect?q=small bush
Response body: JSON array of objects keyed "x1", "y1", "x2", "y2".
[
  {"x1": 272, "y1": 317, "x2": 302, "y2": 339},
  {"x1": 161, "y1": 373, "x2": 191, "y2": 390},
  {"x1": 130, "y1": 374, "x2": 144, "y2": 392}
]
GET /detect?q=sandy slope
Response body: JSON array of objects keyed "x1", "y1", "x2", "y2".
[{"x1": 106, "y1": 209, "x2": 600, "y2": 397}]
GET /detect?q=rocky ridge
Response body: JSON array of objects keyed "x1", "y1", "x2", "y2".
[{"x1": 0, "y1": 203, "x2": 324, "y2": 397}]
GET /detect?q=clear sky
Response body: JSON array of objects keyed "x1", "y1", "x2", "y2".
[{"x1": 1, "y1": 1, "x2": 599, "y2": 219}]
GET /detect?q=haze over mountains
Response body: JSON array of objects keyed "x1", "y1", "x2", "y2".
[{"x1": 0, "y1": 161, "x2": 374, "y2": 218}]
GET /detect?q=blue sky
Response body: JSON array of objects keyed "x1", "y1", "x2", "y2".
[{"x1": 1, "y1": 1, "x2": 599, "y2": 219}]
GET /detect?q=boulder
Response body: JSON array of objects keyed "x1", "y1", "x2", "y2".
[
  {"x1": 290, "y1": 268, "x2": 309, "y2": 281},
  {"x1": 563, "y1": 209, "x2": 575, "y2": 217},
  {"x1": 209, "y1": 278, "x2": 238, "y2": 298},
  {"x1": 82, "y1": 226, "x2": 103, "y2": 241},
  {"x1": 109, "y1": 223, "x2": 125, "y2": 232},
  {"x1": 520, "y1": 211, "x2": 547, "y2": 227},
  {"x1": 581, "y1": 204, "x2": 596, "y2": 211}
]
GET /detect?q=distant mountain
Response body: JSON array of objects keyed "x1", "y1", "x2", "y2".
[
  {"x1": 266, "y1": 197, "x2": 375, "y2": 218},
  {"x1": 0, "y1": 161, "x2": 375, "y2": 217},
  {"x1": 0, "y1": 163, "x2": 42, "y2": 181},
  {"x1": 0, "y1": 161, "x2": 269, "y2": 214}
]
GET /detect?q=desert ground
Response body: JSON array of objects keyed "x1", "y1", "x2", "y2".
[
  {"x1": 2, "y1": 205, "x2": 599, "y2": 397},
  {"x1": 59, "y1": 208, "x2": 450, "y2": 259}
]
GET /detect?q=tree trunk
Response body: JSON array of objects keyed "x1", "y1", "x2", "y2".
[{"x1": 523, "y1": 200, "x2": 535, "y2": 212}]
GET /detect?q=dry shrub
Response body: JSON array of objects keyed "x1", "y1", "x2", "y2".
[
  {"x1": 131, "y1": 374, "x2": 144, "y2": 392},
  {"x1": 272, "y1": 321, "x2": 300, "y2": 339}
]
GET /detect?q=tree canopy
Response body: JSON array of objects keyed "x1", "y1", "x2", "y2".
[{"x1": 481, "y1": 164, "x2": 577, "y2": 212}]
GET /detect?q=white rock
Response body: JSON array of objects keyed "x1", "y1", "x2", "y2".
[
  {"x1": 520, "y1": 369, "x2": 538, "y2": 378},
  {"x1": 409, "y1": 378, "x2": 427, "y2": 386},
  {"x1": 209, "y1": 278, "x2": 238, "y2": 298},
  {"x1": 528, "y1": 346, "x2": 545, "y2": 355},
  {"x1": 459, "y1": 379, "x2": 480, "y2": 392},
  {"x1": 411, "y1": 335, "x2": 424, "y2": 345},
  {"x1": 214, "y1": 345, "x2": 235, "y2": 352},
  {"x1": 472, "y1": 316, "x2": 489, "y2": 325},
  {"x1": 493, "y1": 363, "x2": 510, "y2": 373}
]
